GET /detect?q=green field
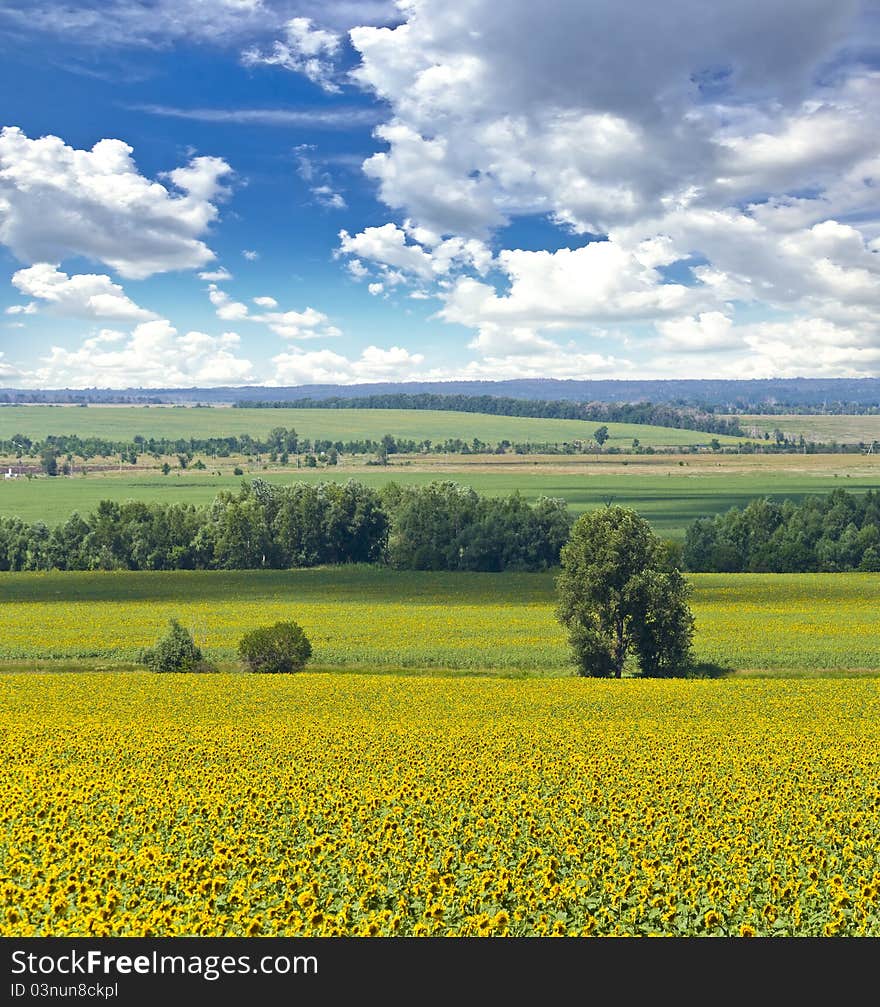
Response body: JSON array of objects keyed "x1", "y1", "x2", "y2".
[
  {"x1": 734, "y1": 414, "x2": 880, "y2": 444},
  {"x1": 1, "y1": 467, "x2": 877, "y2": 538},
  {"x1": 2, "y1": 568, "x2": 878, "y2": 673},
  {"x1": 0, "y1": 404, "x2": 746, "y2": 448}
]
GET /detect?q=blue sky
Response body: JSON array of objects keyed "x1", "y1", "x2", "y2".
[{"x1": 0, "y1": 1, "x2": 878, "y2": 388}]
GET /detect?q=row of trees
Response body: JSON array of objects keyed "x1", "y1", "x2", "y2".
[
  {"x1": 0, "y1": 479, "x2": 572, "y2": 573},
  {"x1": 0, "y1": 428, "x2": 656, "y2": 471},
  {"x1": 238, "y1": 392, "x2": 746, "y2": 437},
  {"x1": 683, "y1": 489, "x2": 880, "y2": 572}
]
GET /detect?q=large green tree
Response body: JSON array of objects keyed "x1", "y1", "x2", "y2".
[{"x1": 556, "y1": 506, "x2": 694, "y2": 677}]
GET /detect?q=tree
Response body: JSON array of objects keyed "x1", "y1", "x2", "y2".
[
  {"x1": 139, "y1": 618, "x2": 210, "y2": 673},
  {"x1": 238, "y1": 621, "x2": 312, "y2": 673},
  {"x1": 40, "y1": 448, "x2": 58, "y2": 477},
  {"x1": 556, "y1": 506, "x2": 694, "y2": 677},
  {"x1": 593, "y1": 425, "x2": 610, "y2": 447}
]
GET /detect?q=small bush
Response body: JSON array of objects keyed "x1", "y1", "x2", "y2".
[
  {"x1": 233, "y1": 466, "x2": 244, "y2": 476},
  {"x1": 238, "y1": 621, "x2": 313, "y2": 674},
  {"x1": 139, "y1": 618, "x2": 211, "y2": 673}
]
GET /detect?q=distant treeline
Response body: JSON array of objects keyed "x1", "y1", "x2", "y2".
[
  {"x1": 0, "y1": 429, "x2": 645, "y2": 465},
  {"x1": 683, "y1": 489, "x2": 880, "y2": 572},
  {"x1": 236, "y1": 393, "x2": 746, "y2": 437},
  {"x1": 0, "y1": 479, "x2": 572, "y2": 573},
  {"x1": 4, "y1": 376, "x2": 880, "y2": 409}
]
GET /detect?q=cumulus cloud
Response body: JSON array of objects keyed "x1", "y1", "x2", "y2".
[
  {"x1": 257, "y1": 306, "x2": 341, "y2": 340},
  {"x1": 440, "y1": 242, "x2": 694, "y2": 332},
  {"x1": 198, "y1": 267, "x2": 233, "y2": 282},
  {"x1": 271, "y1": 344, "x2": 424, "y2": 384},
  {"x1": 25, "y1": 320, "x2": 254, "y2": 389},
  {"x1": 208, "y1": 284, "x2": 250, "y2": 321},
  {"x1": 243, "y1": 16, "x2": 342, "y2": 91},
  {"x1": 337, "y1": 0, "x2": 880, "y2": 376},
  {"x1": 349, "y1": 0, "x2": 861, "y2": 236},
  {"x1": 206, "y1": 282, "x2": 340, "y2": 339},
  {"x1": 11, "y1": 263, "x2": 158, "y2": 321},
  {"x1": 337, "y1": 223, "x2": 492, "y2": 285},
  {"x1": 0, "y1": 127, "x2": 232, "y2": 278}
]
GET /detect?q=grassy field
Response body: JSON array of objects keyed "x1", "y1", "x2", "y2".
[
  {"x1": 1, "y1": 568, "x2": 879, "y2": 673},
  {"x1": 1, "y1": 457, "x2": 878, "y2": 538},
  {"x1": 734, "y1": 414, "x2": 880, "y2": 444},
  {"x1": 2, "y1": 673, "x2": 878, "y2": 936},
  {"x1": 0, "y1": 404, "x2": 748, "y2": 448}
]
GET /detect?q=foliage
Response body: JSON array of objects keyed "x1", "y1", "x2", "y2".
[
  {"x1": 238, "y1": 621, "x2": 312, "y2": 674},
  {"x1": 138, "y1": 618, "x2": 210, "y2": 673},
  {"x1": 383, "y1": 482, "x2": 571, "y2": 572},
  {"x1": 0, "y1": 479, "x2": 570, "y2": 573},
  {"x1": 556, "y1": 506, "x2": 694, "y2": 677},
  {"x1": 683, "y1": 488, "x2": 880, "y2": 572}
]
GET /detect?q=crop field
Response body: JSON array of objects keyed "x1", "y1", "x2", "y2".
[
  {"x1": 2, "y1": 674, "x2": 878, "y2": 937},
  {"x1": 1, "y1": 568, "x2": 879, "y2": 673},
  {"x1": 1, "y1": 464, "x2": 879, "y2": 538},
  {"x1": 0, "y1": 404, "x2": 747, "y2": 449},
  {"x1": 733, "y1": 414, "x2": 880, "y2": 445}
]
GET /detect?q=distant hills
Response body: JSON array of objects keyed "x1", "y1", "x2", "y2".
[{"x1": 1, "y1": 377, "x2": 879, "y2": 412}]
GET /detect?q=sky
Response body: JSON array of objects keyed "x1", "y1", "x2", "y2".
[{"x1": 0, "y1": 0, "x2": 879, "y2": 389}]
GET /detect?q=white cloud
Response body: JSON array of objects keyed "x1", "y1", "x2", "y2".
[
  {"x1": 334, "y1": 0, "x2": 880, "y2": 375},
  {"x1": 208, "y1": 284, "x2": 250, "y2": 321},
  {"x1": 336, "y1": 223, "x2": 493, "y2": 284},
  {"x1": 654, "y1": 312, "x2": 740, "y2": 353},
  {"x1": 198, "y1": 267, "x2": 233, "y2": 282},
  {"x1": 5, "y1": 302, "x2": 37, "y2": 315},
  {"x1": 271, "y1": 344, "x2": 424, "y2": 384},
  {"x1": 243, "y1": 16, "x2": 342, "y2": 92},
  {"x1": 242, "y1": 249, "x2": 260, "y2": 260},
  {"x1": 11, "y1": 263, "x2": 158, "y2": 321},
  {"x1": 440, "y1": 241, "x2": 693, "y2": 332},
  {"x1": 368, "y1": 282, "x2": 384, "y2": 296},
  {"x1": 338, "y1": 224, "x2": 435, "y2": 278},
  {"x1": 346, "y1": 259, "x2": 369, "y2": 280},
  {"x1": 24, "y1": 320, "x2": 254, "y2": 388},
  {"x1": 349, "y1": 0, "x2": 862, "y2": 237},
  {"x1": 129, "y1": 104, "x2": 379, "y2": 128},
  {"x1": 206, "y1": 282, "x2": 340, "y2": 340},
  {"x1": 295, "y1": 148, "x2": 347, "y2": 209},
  {"x1": 0, "y1": 128, "x2": 232, "y2": 278},
  {"x1": 257, "y1": 306, "x2": 341, "y2": 340},
  {"x1": 0, "y1": 0, "x2": 271, "y2": 46}
]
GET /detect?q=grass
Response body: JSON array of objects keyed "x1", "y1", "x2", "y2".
[
  {"x1": 733, "y1": 414, "x2": 880, "y2": 444},
  {"x1": 1, "y1": 567, "x2": 878, "y2": 674},
  {"x1": 1, "y1": 464, "x2": 878, "y2": 538},
  {"x1": 0, "y1": 404, "x2": 749, "y2": 448}
]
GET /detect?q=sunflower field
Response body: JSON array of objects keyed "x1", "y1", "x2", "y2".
[
  {"x1": 2, "y1": 674, "x2": 878, "y2": 937},
  {"x1": 1, "y1": 568, "x2": 880, "y2": 672}
]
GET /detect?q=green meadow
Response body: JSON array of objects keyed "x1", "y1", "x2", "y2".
[
  {"x1": 0, "y1": 404, "x2": 745, "y2": 448},
  {"x1": 1, "y1": 567, "x2": 878, "y2": 674},
  {"x1": 0, "y1": 466, "x2": 877, "y2": 538}
]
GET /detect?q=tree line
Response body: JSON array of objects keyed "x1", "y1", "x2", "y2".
[
  {"x1": 236, "y1": 392, "x2": 747, "y2": 437},
  {"x1": 683, "y1": 488, "x2": 880, "y2": 572},
  {"x1": 0, "y1": 479, "x2": 572, "y2": 573}
]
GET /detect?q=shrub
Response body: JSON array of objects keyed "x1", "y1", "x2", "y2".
[
  {"x1": 139, "y1": 618, "x2": 211, "y2": 673},
  {"x1": 233, "y1": 466, "x2": 244, "y2": 476},
  {"x1": 238, "y1": 621, "x2": 313, "y2": 674}
]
